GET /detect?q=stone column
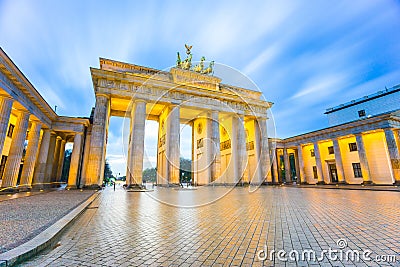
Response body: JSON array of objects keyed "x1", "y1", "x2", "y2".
[
  {"x1": 67, "y1": 133, "x2": 83, "y2": 188},
  {"x1": 51, "y1": 137, "x2": 62, "y2": 182},
  {"x1": 283, "y1": 148, "x2": 291, "y2": 183},
  {"x1": 56, "y1": 139, "x2": 66, "y2": 183},
  {"x1": 19, "y1": 121, "x2": 42, "y2": 190},
  {"x1": 297, "y1": 145, "x2": 307, "y2": 184},
  {"x1": 257, "y1": 118, "x2": 272, "y2": 184},
  {"x1": 313, "y1": 141, "x2": 325, "y2": 184},
  {"x1": 271, "y1": 148, "x2": 279, "y2": 184},
  {"x1": 126, "y1": 116, "x2": 133, "y2": 184},
  {"x1": 32, "y1": 129, "x2": 51, "y2": 188},
  {"x1": 44, "y1": 133, "x2": 57, "y2": 186},
  {"x1": 355, "y1": 134, "x2": 372, "y2": 184},
  {"x1": 210, "y1": 111, "x2": 221, "y2": 183},
  {"x1": 1, "y1": 111, "x2": 30, "y2": 189},
  {"x1": 231, "y1": 115, "x2": 246, "y2": 184},
  {"x1": 85, "y1": 94, "x2": 109, "y2": 187},
  {"x1": 126, "y1": 100, "x2": 146, "y2": 188},
  {"x1": 384, "y1": 129, "x2": 400, "y2": 184},
  {"x1": 0, "y1": 96, "x2": 13, "y2": 155},
  {"x1": 79, "y1": 129, "x2": 91, "y2": 187},
  {"x1": 332, "y1": 138, "x2": 346, "y2": 184},
  {"x1": 166, "y1": 104, "x2": 180, "y2": 185}
]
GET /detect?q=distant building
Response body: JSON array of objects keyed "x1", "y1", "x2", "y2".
[{"x1": 325, "y1": 84, "x2": 400, "y2": 126}]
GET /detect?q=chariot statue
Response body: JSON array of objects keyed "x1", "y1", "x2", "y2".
[{"x1": 175, "y1": 44, "x2": 214, "y2": 75}]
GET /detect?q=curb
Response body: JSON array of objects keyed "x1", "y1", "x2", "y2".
[
  {"x1": 282, "y1": 185, "x2": 400, "y2": 192},
  {"x1": 0, "y1": 191, "x2": 101, "y2": 267}
]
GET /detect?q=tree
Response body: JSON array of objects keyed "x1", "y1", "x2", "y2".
[
  {"x1": 142, "y1": 168, "x2": 157, "y2": 182},
  {"x1": 103, "y1": 160, "x2": 113, "y2": 184},
  {"x1": 180, "y1": 157, "x2": 192, "y2": 183},
  {"x1": 61, "y1": 149, "x2": 72, "y2": 182},
  {"x1": 140, "y1": 158, "x2": 192, "y2": 183}
]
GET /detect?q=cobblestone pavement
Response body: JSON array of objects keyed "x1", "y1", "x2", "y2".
[
  {"x1": 0, "y1": 190, "x2": 95, "y2": 253},
  {"x1": 19, "y1": 186, "x2": 399, "y2": 266}
]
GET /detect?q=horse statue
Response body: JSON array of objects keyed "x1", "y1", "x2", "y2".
[
  {"x1": 176, "y1": 52, "x2": 182, "y2": 68},
  {"x1": 181, "y1": 53, "x2": 192, "y2": 70},
  {"x1": 192, "y1": 56, "x2": 205, "y2": 73},
  {"x1": 201, "y1": 61, "x2": 215, "y2": 75}
]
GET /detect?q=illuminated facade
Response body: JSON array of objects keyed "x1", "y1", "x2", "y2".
[
  {"x1": 271, "y1": 85, "x2": 400, "y2": 185},
  {"x1": 0, "y1": 48, "x2": 89, "y2": 190},
  {"x1": 0, "y1": 46, "x2": 399, "y2": 190},
  {"x1": 0, "y1": 50, "x2": 273, "y2": 190}
]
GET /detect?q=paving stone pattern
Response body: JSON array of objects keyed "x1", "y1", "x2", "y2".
[
  {"x1": 20, "y1": 186, "x2": 399, "y2": 266},
  {"x1": 0, "y1": 190, "x2": 95, "y2": 253}
]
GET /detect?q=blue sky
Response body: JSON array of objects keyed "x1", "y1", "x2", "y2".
[{"x1": 1, "y1": 0, "x2": 399, "y2": 175}]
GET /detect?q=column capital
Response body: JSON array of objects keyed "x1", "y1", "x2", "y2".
[
  {"x1": 17, "y1": 109, "x2": 30, "y2": 117},
  {"x1": 168, "y1": 102, "x2": 181, "y2": 108},
  {"x1": 95, "y1": 93, "x2": 110, "y2": 99},
  {"x1": 0, "y1": 94, "x2": 14, "y2": 101},
  {"x1": 297, "y1": 144, "x2": 303, "y2": 149},
  {"x1": 134, "y1": 98, "x2": 147, "y2": 104},
  {"x1": 256, "y1": 116, "x2": 267, "y2": 122}
]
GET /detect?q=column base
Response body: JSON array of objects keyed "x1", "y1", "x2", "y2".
[
  {"x1": 18, "y1": 186, "x2": 32, "y2": 192},
  {"x1": 83, "y1": 184, "x2": 102, "y2": 190},
  {"x1": 268, "y1": 181, "x2": 281, "y2": 185},
  {"x1": 66, "y1": 185, "x2": 77, "y2": 190},
  {"x1": 51, "y1": 183, "x2": 62, "y2": 188},
  {"x1": 31, "y1": 184, "x2": 47, "y2": 190},
  {"x1": 362, "y1": 181, "x2": 373, "y2": 185},
  {"x1": 299, "y1": 181, "x2": 309, "y2": 185},
  {"x1": 0, "y1": 187, "x2": 18, "y2": 193},
  {"x1": 126, "y1": 184, "x2": 145, "y2": 190}
]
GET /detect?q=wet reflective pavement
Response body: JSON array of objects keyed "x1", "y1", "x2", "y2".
[{"x1": 20, "y1": 186, "x2": 399, "y2": 266}]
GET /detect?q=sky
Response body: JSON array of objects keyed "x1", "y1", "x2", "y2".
[{"x1": 1, "y1": 0, "x2": 399, "y2": 176}]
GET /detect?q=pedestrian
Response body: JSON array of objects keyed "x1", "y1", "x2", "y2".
[{"x1": 113, "y1": 181, "x2": 116, "y2": 191}]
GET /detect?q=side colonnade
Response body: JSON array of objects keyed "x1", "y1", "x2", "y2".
[
  {"x1": 269, "y1": 116, "x2": 400, "y2": 185},
  {"x1": 0, "y1": 48, "x2": 90, "y2": 191}
]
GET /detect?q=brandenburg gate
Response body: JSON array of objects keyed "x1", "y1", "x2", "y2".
[{"x1": 83, "y1": 49, "x2": 273, "y2": 188}]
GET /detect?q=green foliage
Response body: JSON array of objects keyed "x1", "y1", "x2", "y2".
[
  {"x1": 142, "y1": 168, "x2": 157, "y2": 182},
  {"x1": 180, "y1": 157, "x2": 192, "y2": 183},
  {"x1": 141, "y1": 158, "x2": 192, "y2": 183},
  {"x1": 61, "y1": 149, "x2": 72, "y2": 182},
  {"x1": 103, "y1": 160, "x2": 113, "y2": 184}
]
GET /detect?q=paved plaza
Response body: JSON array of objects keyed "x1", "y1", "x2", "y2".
[
  {"x1": 16, "y1": 186, "x2": 399, "y2": 266},
  {"x1": 0, "y1": 190, "x2": 95, "y2": 253}
]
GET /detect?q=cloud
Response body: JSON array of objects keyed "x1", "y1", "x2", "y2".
[{"x1": 243, "y1": 45, "x2": 281, "y2": 75}]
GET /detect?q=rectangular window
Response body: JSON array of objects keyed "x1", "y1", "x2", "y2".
[
  {"x1": 7, "y1": 124, "x2": 14, "y2": 138},
  {"x1": 310, "y1": 149, "x2": 315, "y2": 157},
  {"x1": 312, "y1": 166, "x2": 318, "y2": 179},
  {"x1": 0, "y1": 155, "x2": 8, "y2": 179},
  {"x1": 352, "y1": 163, "x2": 362, "y2": 178},
  {"x1": 349, "y1": 142, "x2": 357, "y2": 152},
  {"x1": 328, "y1": 146, "x2": 334, "y2": 154},
  {"x1": 358, "y1": 110, "x2": 366, "y2": 117}
]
